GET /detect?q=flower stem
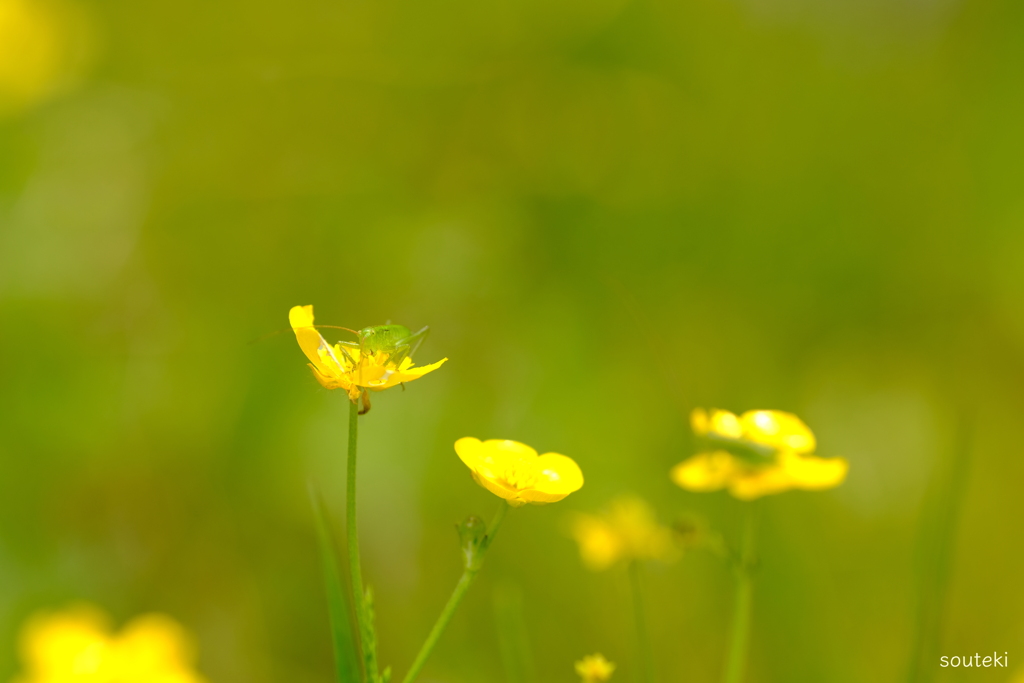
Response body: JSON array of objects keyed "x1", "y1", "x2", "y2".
[
  {"x1": 401, "y1": 501, "x2": 510, "y2": 683},
  {"x1": 722, "y1": 503, "x2": 757, "y2": 683},
  {"x1": 347, "y1": 398, "x2": 378, "y2": 682},
  {"x1": 628, "y1": 560, "x2": 655, "y2": 683}
]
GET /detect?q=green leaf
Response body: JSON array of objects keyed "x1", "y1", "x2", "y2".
[{"x1": 310, "y1": 485, "x2": 363, "y2": 683}]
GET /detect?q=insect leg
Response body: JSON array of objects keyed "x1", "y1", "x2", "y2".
[
  {"x1": 386, "y1": 343, "x2": 412, "y2": 368},
  {"x1": 337, "y1": 341, "x2": 359, "y2": 366},
  {"x1": 393, "y1": 326, "x2": 430, "y2": 365}
]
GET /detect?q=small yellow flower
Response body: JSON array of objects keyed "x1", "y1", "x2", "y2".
[
  {"x1": 13, "y1": 603, "x2": 205, "y2": 683},
  {"x1": 672, "y1": 408, "x2": 848, "y2": 501},
  {"x1": 455, "y1": 437, "x2": 583, "y2": 507},
  {"x1": 575, "y1": 653, "x2": 615, "y2": 683},
  {"x1": 570, "y1": 496, "x2": 677, "y2": 571},
  {"x1": 289, "y1": 305, "x2": 446, "y2": 403},
  {"x1": 0, "y1": 0, "x2": 91, "y2": 116}
]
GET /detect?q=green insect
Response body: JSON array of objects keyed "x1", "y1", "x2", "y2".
[{"x1": 333, "y1": 323, "x2": 430, "y2": 368}]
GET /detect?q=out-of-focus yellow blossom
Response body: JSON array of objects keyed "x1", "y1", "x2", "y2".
[
  {"x1": 570, "y1": 496, "x2": 677, "y2": 571},
  {"x1": 575, "y1": 653, "x2": 615, "y2": 683},
  {"x1": 455, "y1": 437, "x2": 583, "y2": 507},
  {"x1": 0, "y1": 0, "x2": 91, "y2": 115},
  {"x1": 289, "y1": 305, "x2": 446, "y2": 402},
  {"x1": 672, "y1": 408, "x2": 848, "y2": 501},
  {"x1": 12, "y1": 603, "x2": 206, "y2": 683}
]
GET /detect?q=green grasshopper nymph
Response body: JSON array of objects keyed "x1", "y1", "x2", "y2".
[{"x1": 314, "y1": 323, "x2": 430, "y2": 369}]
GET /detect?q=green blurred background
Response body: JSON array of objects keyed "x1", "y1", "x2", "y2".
[{"x1": 3, "y1": 0, "x2": 1024, "y2": 681}]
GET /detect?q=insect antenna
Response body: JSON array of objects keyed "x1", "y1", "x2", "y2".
[
  {"x1": 313, "y1": 325, "x2": 360, "y2": 337},
  {"x1": 248, "y1": 329, "x2": 289, "y2": 345},
  {"x1": 247, "y1": 324, "x2": 360, "y2": 346}
]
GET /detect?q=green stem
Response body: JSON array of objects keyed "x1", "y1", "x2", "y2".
[
  {"x1": 722, "y1": 504, "x2": 757, "y2": 683},
  {"x1": 628, "y1": 561, "x2": 655, "y2": 683},
  {"x1": 347, "y1": 398, "x2": 378, "y2": 682},
  {"x1": 401, "y1": 501, "x2": 510, "y2": 683}
]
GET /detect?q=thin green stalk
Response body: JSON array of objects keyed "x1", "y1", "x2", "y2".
[
  {"x1": 347, "y1": 398, "x2": 378, "y2": 682},
  {"x1": 402, "y1": 501, "x2": 510, "y2": 683},
  {"x1": 493, "y1": 583, "x2": 535, "y2": 683},
  {"x1": 628, "y1": 560, "x2": 655, "y2": 683},
  {"x1": 905, "y1": 413, "x2": 973, "y2": 683},
  {"x1": 722, "y1": 504, "x2": 757, "y2": 683}
]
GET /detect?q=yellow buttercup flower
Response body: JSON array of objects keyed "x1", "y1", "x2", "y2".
[
  {"x1": 575, "y1": 653, "x2": 615, "y2": 683},
  {"x1": 289, "y1": 305, "x2": 447, "y2": 404},
  {"x1": 455, "y1": 437, "x2": 583, "y2": 507},
  {"x1": 570, "y1": 496, "x2": 677, "y2": 571},
  {"x1": 12, "y1": 603, "x2": 205, "y2": 683},
  {"x1": 0, "y1": 0, "x2": 91, "y2": 116},
  {"x1": 672, "y1": 408, "x2": 848, "y2": 501}
]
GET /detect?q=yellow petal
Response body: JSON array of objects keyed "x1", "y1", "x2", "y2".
[
  {"x1": 779, "y1": 452, "x2": 849, "y2": 490},
  {"x1": 288, "y1": 304, "x2": 314, "y2": 328},
  {"x1": 606, "y1": 496, "x2": 677, "y2": 563},
  {"x1": 394, "y1": 357, "x2": 448, "y2": 378},
  {"x1": 20, "y1": 604, "x2": 111, "y2": 675},
  {"x1": 308, "y1": 363, "x2": 343, "y2": 390},
  {"x1": 370, "y1": 357, "x2": 449, "y2": 390},
  {"x1": 470, "y1": 469, "x2": 521, "y2": 504},
  {"x1": 670, "y1": 451, "x2": 738, "y2": 492},
  {"x1": 114, "y1": 614, "x2": 197, "y2": 671},
  {"x1": 518, "y1": 488, "x2": 568, "y2": 504},
  {"x1": 457, "y1": 438, "x2": 530, "y2": 475},
  {"x1": 570, "y1": 515, "x2": 622, "y2": 571},
  {"x1": 728, "y1": 466, "x2": 794, "y2": 500},
  {"x1": 518, "y1": 453, "x2": 583, "y2": 504},
  {"x1": 289, "y1": 305, "x2": 323, "y2": 366},
  {"x1": 690, "y1": 408, "x2": 709, "y2": 436},
  {"x1": 739, "y1": 410, "x2": 816, "y2": 454},
  {"x1": 351, "y1": 361, "x2": 388, "y2": 386},
  {"x1": 455, "y1": 436, "x2": 485, "y2": 468},
  {"x1": 531, "y1": 452, "x2": 584, "y2": 496},
  {"x1": 290, "y1": 305, "x2": 345, "y2": 384},
  {"x1": 708, "y1": 409, "x2": 743, "y2": 439}
]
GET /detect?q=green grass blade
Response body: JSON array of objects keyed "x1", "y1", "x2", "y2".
[
  {"x1": 310, "y1": 484, "x2": 363, "y2": 683},
  {"x1": 905, "y1": 413, "x2": 974, "y2": 683},
  {"x1": 493, "y1": 583, "x2": 535, "y2": 683},
  {"x1": 363, "y1": 586, "x2": 383, "y2": 683}
]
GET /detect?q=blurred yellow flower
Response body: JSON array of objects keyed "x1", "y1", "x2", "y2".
[
  {"x1": 570, "y1": 496, "x2": 677, "y2": 571},
  {"x1": 0, "y1": 0, "x2": 91, "y2": 115},
  {"x1": 455, "y1": 437, "x2": 583, "y2": 507},
  {"x1": 671, "y1": 408, "x2": 848, "y2": 501},
  {"x1": 12, "y1": 603, "x2": 205, "y2": 683},
  {"x1": 575, "y1": 653, "x2": 615, "y2": 683},
  {"x1": 289, "y1": 305, "x2": 446, "y2": 403}
]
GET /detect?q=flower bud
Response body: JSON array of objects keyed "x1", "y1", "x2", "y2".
[{"x1": 457, "y1": 515, "x2": 487, "y2": 569}]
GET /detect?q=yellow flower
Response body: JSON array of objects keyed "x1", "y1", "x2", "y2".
[
  {"x1": 455, "y1": 437, "x2": 583, "y2": 507},
  {"x1": 13, "y1": 603, "x2": 205, "y2": 683},
  {"x1": 0, "y1": 0, "x2": 91, "y2": 116},
  {"x1": 575, "y1": 654, "x2": 615, "y2": 683},
  {"x1": 289, "y1": 305, "x2": 447, "y2": 403},
  {"x1": 570, "y1": 496, "x2": 677, "y2": 571},
  {"x1": 672, "y1": 408, "x2": 848, "y2": 501}
]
